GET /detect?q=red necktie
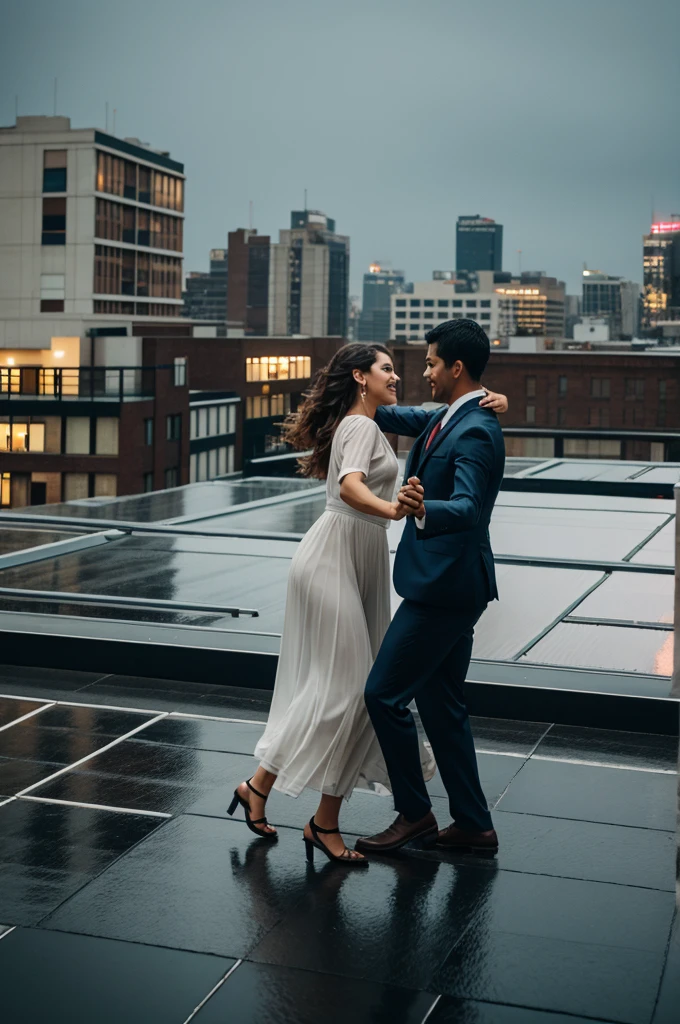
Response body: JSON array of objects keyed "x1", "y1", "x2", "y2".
[{"x1": 425, "y1": 421, "x2": 442, "y2": 450}]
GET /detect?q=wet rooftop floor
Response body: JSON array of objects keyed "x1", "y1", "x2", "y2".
[{"x1": 0, "y1": 664, "x2": 677, "y2": 1024}]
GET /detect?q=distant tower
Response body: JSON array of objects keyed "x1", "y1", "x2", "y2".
[{"x1": 456, "y1": 215, "x2": 503, "y2": 273}]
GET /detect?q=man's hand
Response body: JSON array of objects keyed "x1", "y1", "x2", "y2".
[{"x1": 397, "y1": 476, "x2": 425, "y2": 519}]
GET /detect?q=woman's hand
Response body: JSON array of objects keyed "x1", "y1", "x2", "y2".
[
  {"x1": 480, "y1": 390, "x2": 508, "y2": 414},
  {"x1": 389, "y1": 500, "x2": 408, "y2": 521}
]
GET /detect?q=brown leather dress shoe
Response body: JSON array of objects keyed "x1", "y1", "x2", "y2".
[
  {"x1": 436, "y1": 824, "x2": 499, "y2": 854},
  {"x1": 355, "y1": 810, "x2": 438, "y2": 854}
]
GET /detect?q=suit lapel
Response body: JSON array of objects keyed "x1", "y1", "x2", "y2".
[{"x1": 416, "y1": 399, "x2": 480, "y2": 474}]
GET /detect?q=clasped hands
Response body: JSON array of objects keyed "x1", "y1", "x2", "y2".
[{"x1": 393, "y1": 476, "x2": 425, "y2": 521}]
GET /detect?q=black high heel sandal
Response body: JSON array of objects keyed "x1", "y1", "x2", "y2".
[
  {"x1": 304, "y1": 816, "x2": 369, "y2": 867},
  {"x1": 227, "y1": 778, "x2": 277, "y2": 840}
]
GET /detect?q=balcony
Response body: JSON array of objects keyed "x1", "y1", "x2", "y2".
[{"x1": 0, "y1": 366, "x2": 158, "y2": 402}]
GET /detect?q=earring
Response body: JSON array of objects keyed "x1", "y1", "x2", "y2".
[{"x1": 360, "y1": 387, "x2": 367, "y2": 402}]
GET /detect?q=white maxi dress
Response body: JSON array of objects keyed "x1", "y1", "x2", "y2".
[{"x1": 254, "y1": 414, "x2": 435, "y2": 799}]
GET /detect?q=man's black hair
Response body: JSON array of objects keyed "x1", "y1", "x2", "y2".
[{"x1": 425, "y1": 319, "x2": 490, "y2": 381}]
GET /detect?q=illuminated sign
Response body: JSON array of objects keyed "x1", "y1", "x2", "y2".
[
  {"x1": 369, "y1": 263, "x2": 382, "y2": 273},
  {"x1": 650, "y1": 222, "x2": 680, "y2": 235}
]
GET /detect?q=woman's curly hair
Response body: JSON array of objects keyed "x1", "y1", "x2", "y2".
[{"x1": 281, "y1": 342, "x2": 392, "y2": 479}]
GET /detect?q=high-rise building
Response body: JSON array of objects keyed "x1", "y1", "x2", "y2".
[
  {"x1": 226, "y1": 229, "x2": 270, "y2": 335},
  {"x1": 0, "y1": 115, "x2": 185, "y2": 354},
  {"x1": 183, "y1": 249, "x2": 228, "y2": 325},
  {"x1": 268, "y1": 210, "x2": 349, "y2": 337},
  {"x1": 582, "y1": 268, "x2": 640, "y2": 338},
  {"x1": 456, "y1": 215, "x2": 503, "y2": 273},
  {"x1": 358, "y1": 263, "x2": 405, "y2": 343},
  {"x1": 391, "y1": 271, "x2": 500, "y2": 343},
  {"x1": 642, "y1": 219, "x2": 680, "y2": 331},
  {"x1": 494, "y1": 272, "x2": 566, "y2": 338}
]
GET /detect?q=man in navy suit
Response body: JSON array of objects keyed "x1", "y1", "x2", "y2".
[{"x1": 356, "y1": 319, "x2": 505, "y2": 856}]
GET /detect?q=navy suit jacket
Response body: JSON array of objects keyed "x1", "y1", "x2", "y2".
[{"x1": 375, "y1": 400, "x2": 505, "y2": 611}]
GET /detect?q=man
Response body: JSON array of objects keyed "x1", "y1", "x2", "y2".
[{"x1": 356, "y1": 319, "x2": 506, "y2": 856}]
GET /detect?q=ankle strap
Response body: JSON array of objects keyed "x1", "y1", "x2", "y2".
[
  {"x1": 246, "y1": 778, "x2": 267, "y2": 801},
  {"x1": 310, "y1": 816, "x2": 339, "y2": 835}
]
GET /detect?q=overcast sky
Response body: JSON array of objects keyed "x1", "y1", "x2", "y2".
[{"x1": 2, "y1": 0, "x2": 679, "y2": 298}]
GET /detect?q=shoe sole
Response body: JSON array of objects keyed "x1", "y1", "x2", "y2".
[
  {"x1": 435, "y1": 843, "x2": 498, "y2": 857},
  {"x1": 356, "y1": 824, "x2": 439, "y2": 855}
]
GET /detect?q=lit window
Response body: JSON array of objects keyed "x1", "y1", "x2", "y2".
[{"x1": 173, "y1": 357, "x2": 187, "y2": 386}]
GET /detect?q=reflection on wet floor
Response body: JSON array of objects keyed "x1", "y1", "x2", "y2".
[{"x1": 0, "y1": 673, "x2": 677, "y2": 1023}]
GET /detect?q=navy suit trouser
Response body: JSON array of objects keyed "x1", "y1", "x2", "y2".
[{"x1": 364, "y1": 599, "x2": 493, "y2": 833}]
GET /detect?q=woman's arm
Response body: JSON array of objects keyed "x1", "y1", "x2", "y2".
[
  {"x1": 340, "y1": 472, "x2": 421, "y2": 521},
  {"x1": 479, "y1": 389, "x2": 508, "y2": 413}
]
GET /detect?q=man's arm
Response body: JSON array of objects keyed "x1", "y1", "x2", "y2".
[
  {"x1": 406, "y1": 425, "x2": 495, "y2": 538},
  {"x1": 374, "y1": 405, "x2": 434, "y2": 438}
]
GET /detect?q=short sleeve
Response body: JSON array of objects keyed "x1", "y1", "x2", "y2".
[{"x1": 337, "y1": 416, "x2": 379, "y2": 483}]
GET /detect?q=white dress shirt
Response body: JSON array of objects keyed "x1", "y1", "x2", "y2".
[{"x1": 414, "y1": 389, "x2": 487, "y2": 529}]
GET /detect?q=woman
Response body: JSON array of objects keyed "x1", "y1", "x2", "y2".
[{"x1": 229, "y1": 343, "x2": 507, "y2": 865}]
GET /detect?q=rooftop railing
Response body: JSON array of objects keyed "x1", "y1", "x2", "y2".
[{"x1": 0, "y1": 366, "x2": 159, "y2": 402}]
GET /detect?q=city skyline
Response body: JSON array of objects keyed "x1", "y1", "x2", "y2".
[{"x1": 1, "y1": 0, "x2": 679, "y2": 298}]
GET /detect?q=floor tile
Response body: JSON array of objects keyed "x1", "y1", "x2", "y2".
[
  {"x1": 0, "y1": 756, "x2": 64, "y2": 794},
  {"x1": 30, "y1": 741, "x2": 257, "y2": 815},
  {"x1": 534, "y1": 724, "x2": 678, "y2": 773},
  {"x1": 653, "y1": 911, "x2": 680, "y2": 1024},
  {"x1": 496, "y1": 758, "x2": 677, "y2": 831},
  {"x1": 430, "y1": 998, "x2": 598, "y2": 1023},
  {"x1": 0, "y1": 664, "x2": 105, "y2": 697},
  {"x1": 433, "y1": 809, "x2": 677, "y2": 892},
  {"x1": 434, "y1": 930, "x2": 663, "y2": 1024},
  {"x1": 431, "y1": 752, "x2": 528, "y2": 808},
  {"x1": 469, "y1": 717, "x2": 550, "y2": 757},
  {"x1": 249, "y1": 856, "x2": 497, "y2": 990},
  {"x1": 0, "y1": 705, "x2": 153, "y2": 767},
  {"x1": 78, "y1": 678, "x2": 272, "y2": 721},
  {"x1": 0, "y1": 800, "x2": 162, "y2": 925},
  {"x1": 0, "y1": 927, "x2": 233, "y2": 1024},
  {"x1": 137, "y1": 716, "x2": 265, "y2": 754},
  {"x1": 449, "y1": 869, "x2": 674, "y2": 953},
  {"x1": 193, "y1": 960, "x2": 436, "y2": 1024},
  {"x1": 0, "y1": 697, "x2": 48, "y2": 729},
  {"x1": 41, "y1": 816, "x2": 326, "y2": 958}
]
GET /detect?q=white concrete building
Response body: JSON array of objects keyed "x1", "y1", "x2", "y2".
[
  {"x1": 391, "y1": 271, "x2": 500, "y2": 342},
  {"x1": 0, "y1": 115, "x2": 185, "y2": 362}
]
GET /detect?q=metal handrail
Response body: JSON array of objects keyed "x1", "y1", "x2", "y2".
[{"x1": 0, "y1": 586, "x2": 258, "y2": 618}]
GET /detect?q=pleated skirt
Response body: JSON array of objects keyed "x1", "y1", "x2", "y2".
[{"x1": 254, "y1": 508, "x2": 435, "y2": 799}]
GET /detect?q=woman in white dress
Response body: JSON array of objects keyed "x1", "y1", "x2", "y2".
[{"x1": 228, "y1": 343, "x2": 506, "y2": 865}]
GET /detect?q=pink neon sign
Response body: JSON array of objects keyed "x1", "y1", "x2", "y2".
[{"x1": 650, "y1": 222, "x2": 680, "y2": 234}]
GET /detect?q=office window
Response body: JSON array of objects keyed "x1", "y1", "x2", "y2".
[
  {"x1": 424, "y1": 312, "x2": 434, "y2": 320},
  {"x1": 395, "y1": 311, "x2": 407, "y2": 319},
  {"x1": 453, "y1": 300, "x2": 463, "y2": 308},
  {"x1": 526, "y1": 376, "x2": 536, "y2": 398},
  {"x1": 166, "y1": 413, "x2": 182, "y2": 441},
  {"x1": 480, "y1": 300, "x2": 491, "y2": 308},
  {"x1": 65, "y1": 417, "x2": 90, "y2": 454},
  {"x1": 526, "y1": 405, "x2": 536, "y2": 424},
  {"x1": 198, "y1": 407, "x2": 208, "y2": 436},
  {"x1": 228, "y1": 405, "x2": 236, "y2": 433},
  {"x1": 164, "y1": 467, "x2": 179, "y2": 488},
  {"x1": 217, "y1": 447, "x2": 227, "y2": 476},
  {"x1": 395, "y1": 299, "x2": 407, "y2": 308},
  {"x1": 410, "y1": 311, "x2": 420, "y2": 319},
  {"x1": 197, "y1": 451, "x2": 208, "y2": 481},
  {"x1": 395, "y1": 335, "x2": 407, "y2": 341},
  {"x1": 63, "y1": 473, "x2": 89, "y2": 501},
  {"x1": 94, "y1": 474, "x2": 117, "y2": 497},
  {"x1": 40, "y1": 273, "x2": 65, "y2": 313},
  {"x1": 410, "y1": 299, "x2": 421, "y2": 307},
  {"x1": 590, "y1": 377, "x2": 611, "y2": 399},
  {"x1": 143, "y1": 471, "x2": 154, "y2": 492},
  {"x1": 480, "y1": 313, "x2": 490, "y2": 321},
  {"x1": 438, "y1": 300, "x2": 449, "y2": 308},
  {"x1": 466, "y1": 313, "x2": 478, "y2": 320},
  {"x1": 218, "y1": 405, "x2": 228, "y2": 435},
  {"x1": 558, "y1": 375, "x2": 568, "y2": 398},
  {"x1": 245, "y1": 356, "x2": 310, "y2": 382},
  {"x1": 423, "y1": 300, "x2": 434, "y2": 308},
  {"x1": 557, "y1": 407, "x2": 567, "y2": 426},
  {"x1": 43, "y1": 150, "x2": 67, "y2": 192},
  {"x1": 466, "y1": 301, "x2": 477, "y2": 308},
  {"x1": 95, "y1": 417, "x2": 119, "y2": 455},
  {"x1": 144, "y1": 418, "x2": 154, "y2": 446},
  {"x1": 42, "y1": 197, "x2": 66, "y2": 245},
  {"x1": 625, "y1": 378, "x2": 644, "y2": 400}
]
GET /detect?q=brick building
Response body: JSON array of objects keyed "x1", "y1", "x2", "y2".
[{"x1": 389, "y1": 343, "x2": 680, "y2": 462}]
